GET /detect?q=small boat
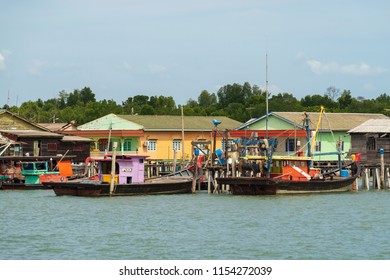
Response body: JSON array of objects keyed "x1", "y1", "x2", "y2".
[
  {"x1": 43, "y1": 154, "x2": 197, "y2": 196},
  {"x1": 0, "y1": 160, "x2": 69, "y2": 190},
  {"x1": 216, "y1": 109, "x2": 361, "y2": 195},
  {"x1": 217, "y1": 155, "x2": 361, "y2": 195}
]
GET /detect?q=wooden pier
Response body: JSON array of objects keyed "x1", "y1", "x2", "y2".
[{"x1": 359, "y1": 165, "x2": 390, "y2": 190}]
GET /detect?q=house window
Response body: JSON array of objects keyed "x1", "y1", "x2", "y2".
[
  {"x1": 148, "y1": 140, "x2": 157, "y2": 151},
  {"x1": 123, "y1": 140, "x2": 132, "y2": 151},
  {"x1": 172, "y1": 140, "x2": 181, "y2": 151},
  {"x1": 315, "y1": 141, "x2": 321, "y2": 152},
  {"x1": 221, "y1": 139, "x2": 233, "y2": 151},
  {"x1": 47, "y1": 143, "x2": 57, "y2": 151},
  {"x1": 285, "y1": 138, "x2": 296, "y2": 152},
  {"x1": 367, "y1": 137, "x2": 376, "y2": 151},
  {"x1": 112, "y1": 141, "x2": 121, "y2": 151},
  {"x1": 73, "y1": 143, "x2": 83, "y2": 151},
  {"x1": 98, "y1": 139, "x2": 108, "y2": 151}
]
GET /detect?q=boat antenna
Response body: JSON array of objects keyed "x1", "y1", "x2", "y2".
[{"x1": 265, "y1": 53, "x2": 269, "y2": 139}]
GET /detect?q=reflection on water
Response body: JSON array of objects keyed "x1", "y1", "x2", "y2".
[{"x1": 1, "y1": 190, "x2": 390, "y2": 259}]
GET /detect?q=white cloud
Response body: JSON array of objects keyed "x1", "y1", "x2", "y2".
[
  {"x1": 28, "y1": 59, "x2": 50, "y2": 75},
  {"x1": 306, "y1": 59, "x2": 386, "y2": 76},
  {"x1": 122, "y1": 61, "x2": 133, "y2": 71},
  {"x1": 147, "y1": 63, "x2": 168, "y2": 74},
  {"x1": 363, "y1": 83, "x2": 376, "y2": 91},
  {"x1": 0, "y1": 52, "x2": 6, "y2": 70}
]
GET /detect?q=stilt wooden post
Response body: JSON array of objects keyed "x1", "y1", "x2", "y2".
[
  {"x1": 387, "y1": 168, "x2": 390, "y2": 189},
  {"x1": 207, "y1": 170, "x2": 212, "y2": 194},
  {"x1": 192, "y1": 152, "x2": 199, "y2": 193},
  {"x1": 364, "y1": 168, "x2": 370, "y2": 190},
  {"x1": 109, "y1": 142, "x2": 118, "y2": 196},
  {"x1": 380, "y1": 148, "x2": 385, "y2": 188},
  {"x1": 375, "y1": 168, "x2": 381, "y2": 189},
  {"x1": 173, "y1": 149, "x2": 177, "y2": 173}
]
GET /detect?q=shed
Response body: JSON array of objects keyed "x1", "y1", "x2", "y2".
[{"x1": 348, "y1": 119, "x2": 390, "y2": 165}]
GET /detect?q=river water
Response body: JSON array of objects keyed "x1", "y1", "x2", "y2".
[{"x1": 1, "y1": 188, "x2": 390, "y2": 260}]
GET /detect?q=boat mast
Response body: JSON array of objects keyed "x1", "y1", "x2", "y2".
[
  {"x1": 265, "y1": 53, "x2": 273, "y2": 177},
  {"x1": 265, "y1": 53, "x2": 269, "y2": 138},
  {"x1": 303, "y1": 111, "x2": 313, "y2": 168},
  {"x1": 181, "y1": 105, "x2": 185, "y2": 161}
]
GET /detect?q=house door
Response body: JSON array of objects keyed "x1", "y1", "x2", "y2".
[{"x1": 33, "y1": 141, "x2": 41, "y2": 156}]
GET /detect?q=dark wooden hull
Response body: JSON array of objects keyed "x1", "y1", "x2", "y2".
[
  {"x1": 43, "y1": 178, "x2": 194, "y2": 196},
  {"x1": 216, "y1": 175, "x2": 357, "y2": 195},
  {"x1": 216, "y1": 177, "x2": 279, "y2": 195},
  {"x1": 0, "y1": 183, "x2": 51, "y2": 190}
]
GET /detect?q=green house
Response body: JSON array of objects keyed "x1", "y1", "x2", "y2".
[{"x1": 235, "y1": 111, "x2": 389, "y2": 164}]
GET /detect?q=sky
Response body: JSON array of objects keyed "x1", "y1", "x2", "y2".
[{"x1": 1, "y1": 0, "x2": 389, "y2": 107}]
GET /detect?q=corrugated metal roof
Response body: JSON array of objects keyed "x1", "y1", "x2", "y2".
[
  {"x1": 0, "y1": 110, "x2": 50, "y2": 131},
  {"x1": 0, "y1": 130, "x2": 63, "y2": 138},
  {"x1": 273, "y1": 112, "x2": 389, "y2": 131},
  {"x1": 348, "y1": 119, "x2": 390, "y2": 133},
  {"x1": 117, "y1": 115, "x2": 243, "y2": 131},
  {"x1": 60, "y1": 135, "x2": 93, "y2": 142},
  {"x1": 37, "y1": 123, "x2": 69, "y2": 131}
]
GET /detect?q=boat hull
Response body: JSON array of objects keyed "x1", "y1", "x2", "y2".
[
  {"x1": 44, "y1": 178, "x2": 194, "y2": 196},
  {"x1": 0, "y1": 183, "x2": 51, "y2": 190},
  {"x1": 216, "y1": 177, "x2": 278, "y2": 195},
  {"x1": 216, "y1": 175, "x2": 357, "y2": 195}
]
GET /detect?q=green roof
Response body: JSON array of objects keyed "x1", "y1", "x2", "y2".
[
  {"x1": 240, "y1": 111, "x2": 389, "y2": 131},
  {"x1": 273, "y1": 112, "x2": 389, "y2": 131},
  {"x1": 117, "y1": 115, "x2": 242, "y2": 131}
]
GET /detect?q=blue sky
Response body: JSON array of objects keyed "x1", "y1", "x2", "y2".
[{"x1": 1, "y1": 0, "x2": 389, "y2": 107}]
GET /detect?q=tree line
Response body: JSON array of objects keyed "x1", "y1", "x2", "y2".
[{"x1": 3, "y1": 82, "x2": 390, "y2": 125}]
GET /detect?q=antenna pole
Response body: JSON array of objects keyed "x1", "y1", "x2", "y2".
[{"x1": 265, "y1": 54, "x2": 269, "y2": 138}]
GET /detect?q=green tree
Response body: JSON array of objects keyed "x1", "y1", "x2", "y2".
[
  {"x1": 198, "y1": 90, "x2": 217, "y2": 107},
  {"x1": 300, "y1": 94, "x2": 336, "y2": 109},
  {"x1": 338, "y1": 90, "x2": 353, "y2": 110},
  {"x1": 325, "y1": 86, "x2": 340, "y2": 101},
  {"x1": 269, "y1": 93, "x2": 302, "y2": 112},
  {"x1": 217, "y1": 83, "x2": 246, "y2": 108},
  {"x1": 79, "y1": 87, "x2": 96, "y2": 104},
  {"x1": 140, "y1": 104, "x2": 155, "y2": 115}
]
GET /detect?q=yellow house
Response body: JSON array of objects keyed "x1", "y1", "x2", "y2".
[{"x1": 72, "y1": 114, "x2": 242, "y2": 161}]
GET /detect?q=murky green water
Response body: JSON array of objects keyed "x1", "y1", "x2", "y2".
[{"x1": 1, "y1": 189, "x2": 390, "y2": 260}]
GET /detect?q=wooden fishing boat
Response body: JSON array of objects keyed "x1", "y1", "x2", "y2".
[
  {"x1": 216, "y1": 109, "x2": 361, "y2": 195},
  {"x1": 43, "y1": 153, "x2": 196, "y2": 196},
  {"x1": 0, "y1": 160, "x2": 70, "y2": 190},
  {"x1": 217, "y1": 155, "x2": 361, "y2": 195}
]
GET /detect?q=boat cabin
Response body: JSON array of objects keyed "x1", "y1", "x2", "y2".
[
  {"x1": 20, "y1": 161, "x2": 62, "y2": 184},
  {"x1": 244, "y1": 155, "x2": 322, "y2": 181},
  {"x1": 97, "y1": 155, "x2": 148, "y2": 184}
]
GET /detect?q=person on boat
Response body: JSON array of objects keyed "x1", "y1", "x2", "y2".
[{"x1": 350, "y1": 154, "x2": 361, "y2": 176}]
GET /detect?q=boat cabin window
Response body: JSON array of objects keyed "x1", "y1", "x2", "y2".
[
  {"x1": 23, "y1": 162, "x2": 47, "y2": 171},
  {"x1": 100, "y1": 162, "x2": 120, "y2": 175},
  {"x1": 23, "y1": 163, "x2": 35, "y2": 170}
]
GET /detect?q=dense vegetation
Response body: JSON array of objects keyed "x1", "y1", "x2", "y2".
[{"x1": 3, "y1": 82, "x2": 390, "y2": 125}]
